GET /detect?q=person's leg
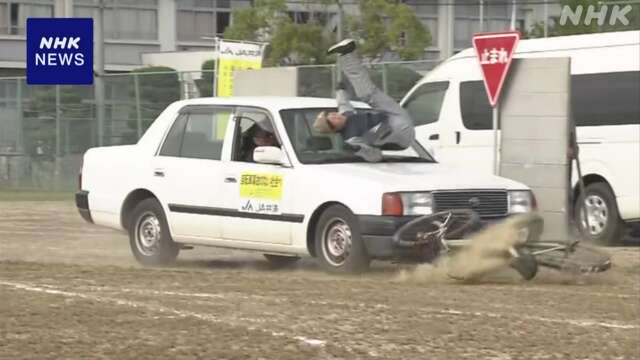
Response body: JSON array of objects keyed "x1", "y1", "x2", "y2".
[
  {"x1": 339, "y1": 52, "x2": 415, "y2": 149},
  {"x1": 345, "y1": 137, "x2": 383, "y2": 163}
]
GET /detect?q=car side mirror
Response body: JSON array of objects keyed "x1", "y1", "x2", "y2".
[{"x1": 254, "y1": 146, "x2": 285, "y2": 165}]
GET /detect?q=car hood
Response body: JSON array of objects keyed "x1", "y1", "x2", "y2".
[{"x1": 314, "y1": 162, "x2": 528, "y2": 192}]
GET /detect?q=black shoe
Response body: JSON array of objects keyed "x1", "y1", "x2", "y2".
[{"x1": 328, "y1": 39, "x2": 356, "y2": 55}]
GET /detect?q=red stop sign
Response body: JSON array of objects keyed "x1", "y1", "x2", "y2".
[{"x1": 472, "y1": 31, "x2": 520, "y2": 107}]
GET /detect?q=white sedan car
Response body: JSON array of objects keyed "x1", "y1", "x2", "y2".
[{"x1": 76, "y1": 97, "x2": 536, "y2": 272}]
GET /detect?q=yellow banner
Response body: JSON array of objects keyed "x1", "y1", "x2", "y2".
[
  {"x1": 216, "y1": 41, "x2": 265, "y2": 97},
  {"x1": 239, "y1": 172, "x2": 283, "y2": 200}
]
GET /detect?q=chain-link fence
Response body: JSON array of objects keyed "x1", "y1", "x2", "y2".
[{"x1": 0, "y1": 59, "x2": 439, "y2": 191}]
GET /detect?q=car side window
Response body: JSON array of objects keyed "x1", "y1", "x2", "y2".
[
  {"x1": 232, "y1": 110, "x2": 280, "y2": 162},
  {"x1": 403, "y1": 81, "x2": 449, "y2": 126},
  {"x1": 159, "y1": 114, "x2": 187, "y2": 157},
  {"x1": 159, "y1": 107, "x2": 231, "y2": 160}
]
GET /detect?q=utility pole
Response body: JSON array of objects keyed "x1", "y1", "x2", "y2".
[
  {"x1": 544, "y1": 1, "x2": 549, "y2": 37},
  {"x1": 94, "y1": 0, "x2": 106, "y2": 146},
  {"x1": 479, "y1": 0, "x2": 484, "y2": 32},
  {"x1": 510, "y1": 0, "x2": 517, "y2": 30},
  {"x1": 336, "y1": 0, "x2": 344, "y2": 83}
]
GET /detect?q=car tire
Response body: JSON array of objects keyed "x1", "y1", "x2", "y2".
[
  {"x1": 314, "y1": 204, "x2": 370, "y2": 273},
  {"x1": 263, "y1": 254, "x2": 300, "y2": 268},
  {"x1": 129, "y1": 198, "x2": 179, "y2": 266},
  {"x1": 574, "y1": 182, "x2": 626, "y2": 246}
]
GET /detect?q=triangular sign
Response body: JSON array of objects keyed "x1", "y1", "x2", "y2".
[{"x1": 472, "y1": 31, "x2": 520, "y2": 107}]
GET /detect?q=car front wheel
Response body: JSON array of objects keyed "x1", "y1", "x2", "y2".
[
  {"x1": 314, "y1": 204, "x2": 370, "y2": 273},
  {"x1": 129, "y1": 198, "x2": 179, "y2": 266}
]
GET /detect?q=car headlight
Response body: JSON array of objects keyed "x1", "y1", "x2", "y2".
[
  {"x1": 401, "y1": 192, "x2": 434, "y2": 216},
  {"x1": 508, "y1": 190, "x2": 534, "y2": 214},
  {"x1": 382, "y1": 192, "x2": 434, "y2": 216}
]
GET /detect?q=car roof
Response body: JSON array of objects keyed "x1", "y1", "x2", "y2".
[{"x1": 175, "y1": 96, "x2": 371, "y2": 112}]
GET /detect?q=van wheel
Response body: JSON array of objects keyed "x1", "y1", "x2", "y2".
[
  {"x1": 129, "y1": 198, "x2": 179, "y2": 266},
  {"x1": 263, "y1": 254, "x2": 300, "y2": 268},
  {"x1": 575, "y1": 182, "x2": 626, "y2": 246},
  {"x1": 314, "y1": 205, "x2": 370, "y2": 273}
]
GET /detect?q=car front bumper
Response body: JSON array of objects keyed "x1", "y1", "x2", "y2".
[{"x1": 357, "y1": 214, "x2": 539, "y2": 260}]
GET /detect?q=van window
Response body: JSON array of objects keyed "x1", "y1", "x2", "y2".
[
  {"x1": 572, "y1": 71, "x2": 640, "y2": 126},
  {"x1": 460, "y1": 80, "x2": 492, "y2": 130},
  {"x1": 403, "y1": 81, "x2": 449, "y2": 126},
  {"x1": 460, "y1": 72, "x2": 640, "y2": 130}
]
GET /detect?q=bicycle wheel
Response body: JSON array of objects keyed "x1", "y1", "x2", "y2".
[
  {"x1": 393, "y1": 209, "x2": 480, "y2": 247},
  {"x1": 535, "y1": 243, "x2": 611, "y2": 274}
]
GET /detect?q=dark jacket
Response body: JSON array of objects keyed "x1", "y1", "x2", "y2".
[{"x1": 339, "y1": 111, "x2": 386, "y2": 140}]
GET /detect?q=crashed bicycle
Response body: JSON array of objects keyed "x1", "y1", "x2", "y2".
[{"x1": 393, "y1": 209, "x2": 612, "y2": 281}]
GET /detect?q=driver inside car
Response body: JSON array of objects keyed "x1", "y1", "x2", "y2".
[{"x1": 240, "y1": 118, "x2": 279, "y2": 162}]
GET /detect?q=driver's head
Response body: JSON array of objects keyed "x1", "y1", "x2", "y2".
[
  {"x1": 253, "y1": 118, "x2": 277, "y2": 147},
  {"x1": 313, "y1": 111, "x2": 347, "y2": 133}
]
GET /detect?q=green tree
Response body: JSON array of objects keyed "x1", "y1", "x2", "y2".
[
  {"x1": 347, "y1": 0, "x2": 431, "y2": 61},
  {"x1": 196, "y1": 59, "x2": 216, "y2": 97},
  {"x1": 224, "y1": 0, "x2": 431, "y2": 65}
]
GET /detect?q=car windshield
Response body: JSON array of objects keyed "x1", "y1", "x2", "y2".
[{"x1": 279, "y1": 108, "x2": 435, "y2": 164}]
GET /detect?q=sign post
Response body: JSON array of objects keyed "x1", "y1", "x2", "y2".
[
  {"x1": 215, "y1": 39, "x2": 267, "y2": 97},
  {"x1": 472, "y1": 31, "x2": 520, "y2": 175}
]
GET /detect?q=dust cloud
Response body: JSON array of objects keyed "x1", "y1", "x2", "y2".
[{"x1": 395, "y1": 214, "x2": 538, "y2": 283}]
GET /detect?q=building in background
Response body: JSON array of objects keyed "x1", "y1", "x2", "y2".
[{"x1": 0, "y1": 0, "x2": 559, "y2": 76}]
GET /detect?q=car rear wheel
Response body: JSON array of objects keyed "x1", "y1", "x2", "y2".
[
  {"x1": 314, "y1": 204, "x2": 370, "y2": 273},
  {"x1": 129, "y1": 198, "x2": 179, "y2": 266},
  {"x1": 575, "y1": 182, "x2": 626, "y2": 246}
]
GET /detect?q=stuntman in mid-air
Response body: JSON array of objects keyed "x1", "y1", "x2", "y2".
[{"x1": 313, "y1": 38, "x2": 416, "y2": 162}]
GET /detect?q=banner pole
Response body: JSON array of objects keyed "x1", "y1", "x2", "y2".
[
  {"x1": 213, "y1": 37, "x2": 219, "y2": 97},
  {"x1": 493, "y1": 105, "x2": 499, "y2": 175}
]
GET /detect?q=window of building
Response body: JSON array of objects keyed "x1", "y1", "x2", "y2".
[
  {"x1": 177, "y1": 0, "x2": 232, "y2": 41},
  {"x1": 216, "y1": 11, "x2": 230, "y2": 35},
  {"x1": 74, "y1": 0, "x2": 158, "y2": 40},
  {"x1": 403, "y1": 81, "x2": 449, "y2": 126},
  {"x1": 0, "y1": 0, "x2": 54, "y2": 35}
]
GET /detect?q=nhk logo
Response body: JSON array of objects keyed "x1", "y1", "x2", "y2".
[
  {"x1": 559, "y1": 4, "x2": 633, "y2": 26},
  {"x1": 36, "y1": 37, "x2": 85, "y2": 66},
  {"x1": 27, "y1": 18, "x2": 93, "y2": 85}
]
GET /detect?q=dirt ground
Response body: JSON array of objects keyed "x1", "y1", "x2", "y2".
[{"x1": 1, "y1": 201, "x2": 639, "y2": 360}]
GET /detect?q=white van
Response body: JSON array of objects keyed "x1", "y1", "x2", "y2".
[{"x1": 401, "y1": 30, "x2": 640, "y2": 244}]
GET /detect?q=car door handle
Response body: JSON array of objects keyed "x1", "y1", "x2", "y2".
[
  {"x1": 154, "y1": 169, "x2": 165, "y2": 177},
  {"x1": 455, "y1": 131, "x2": 461, "y2": 144},
  {"x1": 429, "y1": 133, "x2": 439, "y2": 140},
  {"x1": 224, "y1": 177, "x2": 237, "y2": 183}
]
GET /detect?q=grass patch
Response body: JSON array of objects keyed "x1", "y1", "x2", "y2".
[{"x1": 0, "y1": 189, "x2": 74, "y2": 201}]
